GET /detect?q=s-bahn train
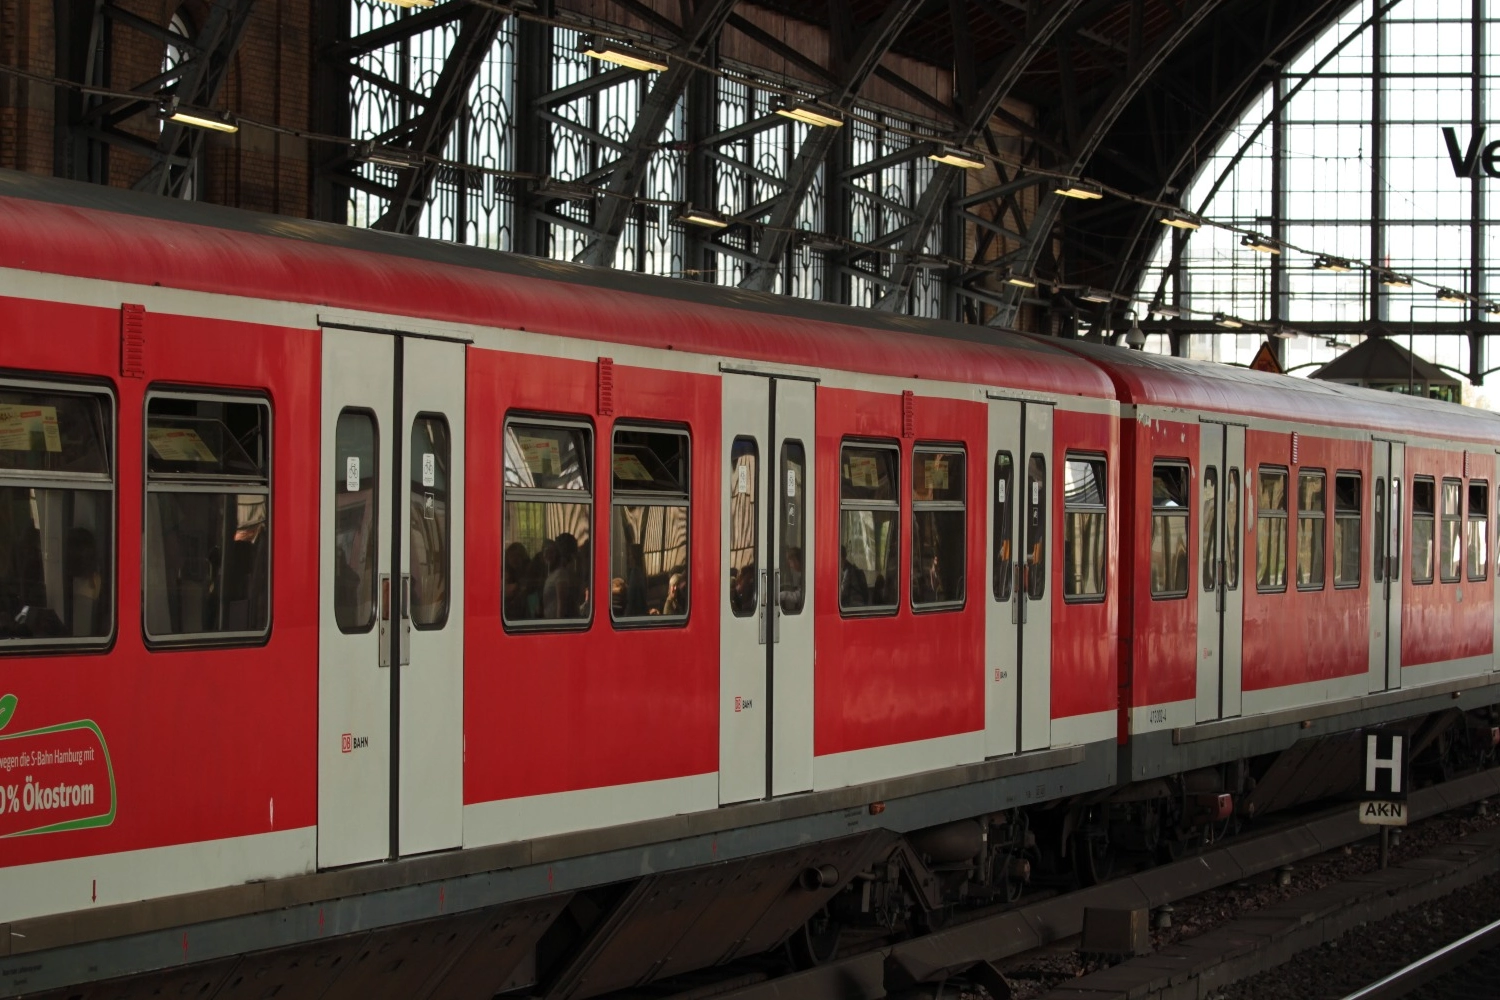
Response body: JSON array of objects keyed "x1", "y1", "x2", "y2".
[{"x1": 2, "y1": 168, "x2": 1500, "y2": 996}]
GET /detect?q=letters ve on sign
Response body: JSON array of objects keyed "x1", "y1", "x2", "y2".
[{"x1": 1444, "y1": 127, "x2": 1500, "y2": 178}]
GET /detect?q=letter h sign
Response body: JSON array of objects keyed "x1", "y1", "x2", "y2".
[{"x1": 1365, "y1": 733, "x2": 1406, "y2": 801}]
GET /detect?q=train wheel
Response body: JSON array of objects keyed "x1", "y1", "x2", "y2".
[{"x1": 787, "y1": 907, "x2": 842, "y2": 968}]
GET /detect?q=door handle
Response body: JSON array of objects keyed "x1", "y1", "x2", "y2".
[
  {"x1": 758, "y1": 568, "x2": 769, "y2": 646},
  {"x1": 378, "y1": 574, "x2": 391, "y2": 669},
  {"x1": 399, "y1": 573, "x2": 411, "y2": 666},
  {"x1": 772, "y1": 569, "x2": 781, "y2": 643}
]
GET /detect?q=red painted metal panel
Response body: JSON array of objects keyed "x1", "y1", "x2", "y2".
[
  {"x1": 463, "y1": 350, "x2": 720, "y2": 803},
  {"x1": 0, "y1": 296, "x2": 319, "y2": 870},
  {"x1": 1241, "y1": 430, "x2": 1370, "y2": 691},
  {"x1": 1401, "y1": 447, "x2": 1495, "y2": 668},
  {"x1": 1049, "y1": 408, "x2": 1119, "y2": 722},
  {"x1": 813, "y1": 388, "x2": 986, "y2": 756}
]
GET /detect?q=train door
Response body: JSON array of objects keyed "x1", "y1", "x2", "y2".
[
  {"x1": 1195, "y1": 422, "x2": 1246, "y2": 723},
  {"x1": 985, "y1": 396, "x2": 1054, "y2": 756},
  {"x1": 1370, "y1": 440, "x2": 1404, "y2": 692},
  {"x1": 719, "y1": 371, "x2": 816, "y2": 803},
  {"x1": 319, "y1": 326, "x2": 465, "y2": 868}
]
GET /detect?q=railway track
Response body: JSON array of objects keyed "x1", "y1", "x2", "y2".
[
  {"x1": 1341, "y1": 917, "x2": 1500, "y2": 1000},
  {"x1": 634, "y1": 766, "x2": 1500, "y2": 1000}
]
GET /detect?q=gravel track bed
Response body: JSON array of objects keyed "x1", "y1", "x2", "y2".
[{"x1": 996, "y1": 804, "x2": 1500, "y2": 999}]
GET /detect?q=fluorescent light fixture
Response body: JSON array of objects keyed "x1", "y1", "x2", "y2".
[
  {"x1": 1436, "y1": 287, "x2": 1467, "y2": 302},
  {"x1": 1325, "y1": 337, "x2": 1351, "y2": 349},
  {"x1": 1149, "y1": 301, "x2": 1182, "y2": 318},
  {"x1": 928, "y1": 145, "x2": 985, "y2": 169},
  {"x1": 376, "y1": 0, "x2": 434, "y2": 7},
  {"x1": 1004, "y1": 270, "x2": 1038, "y2": 289},
  {"x1": 1159, "y1": 209, "x2": 1202, "y2": 230},
  {"x1": 1379, "y1": 270, "x2": 1413, "y2": 288},
  {"x1": 1240, "y1": 233, "x2": 1280, "y2": 255},
  {"x1": 678, "y1": 205, "x2": 728, "y2": 228},
  {"x1": 579, "y1": 37, "x2": 668, "y2": 73},
  {"x1": 1271, "y1": 324, "x2": 1299, "y2": 340},
  {"x1": 1486, "y1": 302, "x2": 1500, "y2": 315},
  {"x1": 166, "y1": 107, "x2": 238, "y2": 133},
  {"x1": 775, "y1": 100, "x2": 844, "y2": 128},
  {"x1": 1313, "y1": 254, "x2": 1352, "y2": 272},
  {"x1": 1214, "y1": 312, "x2": 1243, "y2": 329},
  {"x1": 1053, "y1": 180, "x2": 1104, "y2": 200},
  {"x1": 357, "y1": 141, "x2": 423, "y2": 170},
  {"x1": 1078, "y1": 287, "x2": 1112, "y2": 303}
]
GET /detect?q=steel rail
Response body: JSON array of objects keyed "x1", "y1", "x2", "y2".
[{"x1": 1340, "y1": 915, "x2": 1500, "y2": 1000}]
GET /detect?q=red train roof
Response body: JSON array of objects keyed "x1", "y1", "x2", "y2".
[
  {"x1": 0, "y1": 171, "x2": 1112, "y2": 401},
  {"x1": 1050, "y1": 337, "x2": 1500, "y2": 445}
]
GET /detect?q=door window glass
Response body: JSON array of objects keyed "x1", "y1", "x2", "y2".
[
  {"x1": 409, "y1": 415, "x2": 450, "y2": 629},
  {"x1": 729, "y1": 437, "x2": 758, "y2": 618},
  {"x1": 1411, "y1": 477, "x2": 1434, "y2": 584},
  {"x1": 503, "y1": 419, "x2": 592, "y2": 627},
  {"x1": 1225, "y1": 467, "x2": 1240, "y2": 590},
  {"x1": 1467, "y1": 480, "x2": 1488, "y2": 581},
  {"x1": 1333, "y1": 472, "x2": 1360, "y2": 588},
  {"x1": 1296, "y1": 470, "x2": 1326, "y2": 591},
  {"x1": 912, "y1": 447, "x2": 966, "y2": 609},
  {"x1": 0, "y1": 385, "x2": 114, "y2": 647},
  {"x1": 611, "y1": 427, "x2": 690, "y2": 623},
  {"x1": 145, "y1": 394, "x2": 271, "y2": 643},
  {"x1": 1063, "y1": 455, "x2": 1106, "y2": 600},
  {"x1": 779, "y1": 440, "x2": 806, "y2": 615},
  {"x1": 1026, "y1": 453, "x2": 1046, "y2": 601},
  {"x1": 1440, "y1": 478, "x2": 1462, "y2": 582},
  {"x1": 334, "y1": 409, "x2": 378, "y2": 633},
  {"x1": 1256, "y1": 468, "x2": 1288, "y2": 592},
  {"x1": 993, "y1": 451, "x2": 1014, "y2": 602},
  {"x1": 1151, "y1": 462, "x2": 1190, "y2": 597},
  {"x1": 1374, "y1": 476, "x2": 1386, "y2": 584},
  {"x1": 1202, "y1": 466, "x2": 1218, "y2": 591},
  {"x1": 839, "y1": 442, "x2": 899, "y2": 613}
]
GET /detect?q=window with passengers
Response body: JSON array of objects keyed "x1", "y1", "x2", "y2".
[
  {"x1": 145, "y1": 394, "x2": 271, "y2": 643},
  {"x1": 1151, "y1": 462, "x2": 1190, "y2": 597},
  {"x1": 610, "y1": 427, "x2": 690, "y2": 623},
  {"x1": 911, "y1": 447, "x2": 965, "y2": 609},
  {"x1": 0, "y1": 384, "x2": 114, "y2": 646},
  {"x1": 502, "y1": 419, "x2": 592, "y2": 627},
  {"x1": 840, "y1": 442, "x2": 899, "y2": 613}
]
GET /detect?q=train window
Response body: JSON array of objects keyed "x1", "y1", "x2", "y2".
[
  {"x1": 779, "y1": 441, "x2": 806, "y2": 615},
  {"x1": 334, "y1": 409, "x2": 378, "y2": 633},
  {"x1": 611, "y1": 426, "x2": 689, "y2": 624},
  {"x1": 912, "y1": 446, "x2": 966, "y2": 610},
  {"x1": 1151, "y1": 462, "x2": 1190, "y2": 598},
  {"x1": 1374, "y1": 477, "x2": 1386, "y2": 584},
  {"x1": 1467, "y1": 480, "x2": 1488, "y2": 582},
  {"x1": 728, "y1": 437, "x2": 758, "y2": 618},
  {"x1": 1296, "y1": 471, "x2": 1326, "y2": 591},
  {"x1": 1062, "y1": 455, "x2": 1106, "y2": 601},
  {"x1": 993, "y1": 452, "x2": 1014, "y2": 602},
  {"x1": 1026, "y1": 454, "x2": 1047, "y2": 601},
  {"x1": 839, "y1": 441, "x2": 899, "y2": 614},
  {"x1": 409, "y1": 415, "x2": 450, "y2": 629},
  {"x1": 1255, "y1": 467, "x2": 1288, "y2": 593},
  {"x1": 1202, "y1": 466, "x2": 1218, "y2": 592},
  {"x1": 1440, "y1": 478, "x2": 1462, "y2": 583},
  {"x1": 1411, "y1": 477, "x2": 1434, "y2": 585},
  {"x1": 0, "y1": 383, "x2": 114, "y2": 648},
  {"x1": 502, "y1": 418, "x2": 592, "y2": 628},
  {"x1": 1333, "y1": 473, "x2": 1361, "y2": 589},
  {"x1": 1225, "y1": 468, "x2": 1240, "y2": 590},
  {"x1": 144, "y1": 393, "x2": 270, "y2": 644}
]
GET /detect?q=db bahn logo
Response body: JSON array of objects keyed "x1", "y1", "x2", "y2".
[
  {"x1": 0, "y1": 694, "x2": 116, "y2": 838},
  {"x1": 341, "y1": 733, "x2": 369, "y2": 753}
]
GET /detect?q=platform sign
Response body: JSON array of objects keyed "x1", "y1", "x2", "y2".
[{"x1": 1359, "y1": 731, "x2": 1408, "y2": 825}]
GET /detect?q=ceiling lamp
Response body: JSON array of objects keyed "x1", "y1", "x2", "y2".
[
  {"x1": 1313, "y1": 254, "x2": 1352, "y2": 272},
  {"x1": 1149, "y1": 300, "x2": 1181, "y2": 318},
  {"x1": 1004, "y1": 270, "x2": 1038, "y2": 289},
  {"x1": 158, "y1": 97, "x2": 238, "y2": 133},
  {"x1": 579, "y1": 37, "x2": 668, "y2": 73},
  {"x1": 775, "y1": 100, "x2": 844, "y2": 128},
  {"x1": 678, "y1": 204, "x2": 729, "y2": 228},
  {"x1": 1436, "y1": 287, "x2": 1467, "y2": 303},
  {"x1": 1159, "y1": 209, "x2": 1202, "y2": 230},
  {"x1": 928, "y1": 145, "x2": 985, "y2": 169},
  {"x1": 357, "y1": 141, "x2": 423, "y2": 170},
  {"x1": 1486, "y1": 302, "x2": 1500, "y2": 315},
  {"x1": 1240, "y1": 233, "x2": 1280, "y2": 255},
  {"x1": 1214, "y1": 313, "x2": 1244, "y2": 329},
  {"x1": 1270, "y1": 324, "x2": 1300, "y2": 339},
  {"x1": 375, "y1": 0, "x2": 434, "y2": 8},
  {"x1": 1078, "y1": 287, "x2": 1112, "y2": 303},
  {"x1": 1379, "y1": 271, "x2": 1413, "y2": 288},
  {"x1": 1053, "y1": 180, "x2": 1104, "y2": 200}
]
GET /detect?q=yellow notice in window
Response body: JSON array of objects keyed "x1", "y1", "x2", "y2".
[
  {"x1": 147, "y1": 426, "x2": 217, "y2": 463},
  {"x1": 923, "y1": 456, "x2": 949, "y2": 492},
  {"x1": 613, "y1": 453, "x2": 654, "y2": 482},
  {"x1": 517, "y1": 435, "x2": 561, "y2": 478},
  {"x1": 848, "y1": 454, "x2": 879, "y2": 489},
  {"x1": 0, "y1": 405, "x2": 62, "y2": 452}
]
